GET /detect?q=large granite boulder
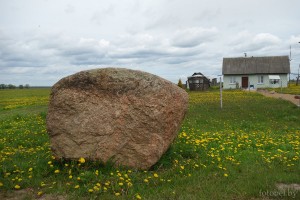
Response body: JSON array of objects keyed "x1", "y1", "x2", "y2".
[{"x1": 46, "y1": 68, "x2": 188, "y2": 169}]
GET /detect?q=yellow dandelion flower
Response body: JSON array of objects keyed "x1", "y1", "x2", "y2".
[
  {"x1": 69, "y1": 175, "x2": 72, "y2": 179},
  {"x1": 115, "y1": 192, "x2": 120, "y2": 196},
  {"x1": 28, "y1": 168, "x2": 33, "y2": 172},
  {"x1": 153, "y1": 173, "x2": 158, "y2": 178},
  {"x1": 47, "y1": 161, "x2": 52, "y2": 165},
  {"x1": 143, "y1": 179, "x2": 149, "y2": 183},
  {"x1": 88, "y1": 189, "x2": 93, "y2": 193},
  {"x1": 74, "y1": 185, "x2": 80, "y2": 189},
  {"x1": 54, "y1": 169, "x2": 60, "y2": 174},
  {"x1": 37, "y1": 191, "x2": 43, "y2": 196},
  {"x1": 78, "y1": 157, "x2": 85, "y2": 164},
  {"x1": 0, "y1": 182, "x2": 3, "y2": 187},
  {"x1": 224, "y1": 173, "x2": 228, "y2": 177},
  {"x1": 14, "y1": 185, "x2": 21, "y2": 189},
  {"x1": 118, "y1": 182, "x2": 124, "y2": 186},
  {"x1": 136, "y1": 194, "x2": 142, "y2": 199},
  {"x1": 93, "y1": 186, "x2": 99, "y2": 191}
]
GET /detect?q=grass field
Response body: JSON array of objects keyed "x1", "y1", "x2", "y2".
[{"x1": 0, "y1": 88, "x2": 299, "y2": 199}]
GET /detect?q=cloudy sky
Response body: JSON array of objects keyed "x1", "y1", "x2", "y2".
[{"x1": 1, "y1": 0, "x2": 300, "y2": 86}]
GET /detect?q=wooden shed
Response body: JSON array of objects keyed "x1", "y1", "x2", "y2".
[{"x1": 187, "y1": 72, "x2": 210, "y2": 91}]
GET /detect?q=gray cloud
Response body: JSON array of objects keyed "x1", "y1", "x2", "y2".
[
  {"x1": 90, "y1": 5, "x2": 115, "y2": 26},
  {"x1": 171, "y1": 27, "x2": 218, "y2": 48},
  {"x1": 228, "y1": 32, "x2": 282, "y2": 53},
  {"x1": 64, "y1": 4, "x2": 75, "y2": 14},
  {"x1": 0, "y1": 0, "x2": 300, "y2": 85}
]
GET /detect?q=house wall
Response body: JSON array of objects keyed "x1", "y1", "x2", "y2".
[{"x1": 223, "y1": 74, "x2": 288, "y2": 89}]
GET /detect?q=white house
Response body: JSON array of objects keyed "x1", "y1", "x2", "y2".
[{"x1": 222, "y1": 56, "x2": 290, "y2": 89}]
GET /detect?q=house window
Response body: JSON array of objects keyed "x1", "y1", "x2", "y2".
[
  {"x1": 230, "y1": 76, "x2": 236, "y2": 84},
  {"x1": 270, "y1": 79, "x2": 279, "y2": 84},
  {"x1": 258, "y1": 76, "x2": 264, "y2": 84},
  {"x1": 269, "y1": 75, "x2": 280, "y2": 84}
]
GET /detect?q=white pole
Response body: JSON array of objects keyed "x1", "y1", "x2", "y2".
[
  {"x1": 220, "y1": 77, "x2": 222, "y2": 109},
  {"x1": 248, "y1": 80, "x2": 250, "y2": 91},
  {"x1": 298, "y1": 64, "x2": 300, "y2": 85}
]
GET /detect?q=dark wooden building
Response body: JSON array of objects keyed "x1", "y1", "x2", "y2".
[
  {"x1": 187, "y1": 72, "x2": 210, "y2": 91},
  {"x1": 211, "y1": 78, "x2": 218, "y2": 86}
]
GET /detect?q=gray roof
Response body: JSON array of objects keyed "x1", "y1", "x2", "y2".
[
  {"x1": 188, "y1": 72, "x2": 209, "y2": 79},
  {"x1": 222, "y1": 56, "x2": 290, "y2": 75}
]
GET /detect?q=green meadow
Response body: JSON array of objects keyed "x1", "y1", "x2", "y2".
[{"x1": 0, "y1": 88, "x2": 299, "y2": 199}]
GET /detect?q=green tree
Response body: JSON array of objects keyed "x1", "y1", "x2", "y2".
[
  {"x1": 8, "y1": 84, "x2": 16, "y2": 89},
  {"x1": 0, "y1": 84, "x2": 6, "y2": 89},
  {"x1": 177, "y1": 78, "x2": 183, "y2": 88}
]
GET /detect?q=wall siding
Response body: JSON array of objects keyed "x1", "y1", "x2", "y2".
[{"x1": 223, "y1": 74, "x2": 288, "y2": 89}]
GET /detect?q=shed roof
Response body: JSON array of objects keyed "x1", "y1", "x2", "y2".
[
  {"x1": 222, "y1": 56, "x2": 290, "y2": 75},
  {"x1": 188, "y1": 72, "x2": 209, "y2": 79}
]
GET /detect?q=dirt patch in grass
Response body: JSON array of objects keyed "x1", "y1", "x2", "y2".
[
  {"x1": 257, "y1": 90, "x2": 300, "y2": 106},
  {"x1": 0, "y1": 190, "x2": 66, "y2": 200},
  {"x1": 276, "y1": 183, "x2": 300, "y2": 191}
]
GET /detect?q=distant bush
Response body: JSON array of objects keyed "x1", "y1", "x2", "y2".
[
  {"x1": 0, "y1": 84, "x2": 6, "y2": 89},
  {"x1": 0, "y1": 84, "x2": 30, "y2": 89}
]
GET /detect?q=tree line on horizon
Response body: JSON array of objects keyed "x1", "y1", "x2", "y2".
[{"x1": 0, "y1": 84, "x2": 30, "y2": 89}]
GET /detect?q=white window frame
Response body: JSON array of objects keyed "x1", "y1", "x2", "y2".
[
  {"x1": 268, "y1": 75, "x2": 280, "y2": 85},
  {"x1": 229, "y1": 76, "x2": 236, "y2": 84},
  {"x1": 258, "y1": 75, "x2": 264, "y2": 84}
]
